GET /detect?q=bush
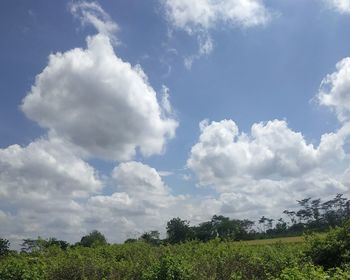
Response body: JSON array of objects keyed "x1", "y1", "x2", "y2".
[
  {"x1": 304, "y1": 219, "x2": 350, "y2": 269},
  {"x1": 142, "y1": 255, "x2": 195, "y2": 280},
  {"x1": 0, "y1": 257, "x2": 47, "y2": 280}
]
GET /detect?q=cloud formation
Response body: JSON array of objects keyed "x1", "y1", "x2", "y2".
[
  {"x1": 86, "y1": 161, "x2": 184, "y2": 240},
  {"x1": 318, "y1": 57, "x2": 350, "y2": 122},
  {"x1": 186, "y1": 119, "x2": 350, "y2": 219},
  {"x1": 0, "y1": 137, "x2": 102, "y2": 242},
  {"x1": 0, "y1": 145, "x2": 184, "y2": 243},
  {"x1": 70, "y1": 1, "x2": 119, "y2": 40},
  {"x1": 188, "y1": 119, "x2": 350, "y2": 188},
  {"x1": 22, "y1": 32, "x2": 177, "y2": 161},
  {"x1": 161, "y1": 0, "x2": 271, "y2": 67},
  {"x1": 0, "y1": 1, "x2": 181, "y2": 245},
  {"x1": 162, "y1": 0, "x2": 271, "y2": 32}
]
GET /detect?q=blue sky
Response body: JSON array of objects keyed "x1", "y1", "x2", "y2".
[{"x1": 2, "y1": 0, "x2": 350, "y2": 244}]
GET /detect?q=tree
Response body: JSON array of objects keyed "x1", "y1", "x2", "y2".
[
  {"x1": 21, "y1": 237, "x2": 69, "y2": 252},
  {"x1": 21, "y1": 237, "x2": 46, "y2": 253},
  {"x1": 140, "y1": 230, "x2": 161, "y2": 245},
  {"x1": 166, "y1": 218, "x2": 194, "y2": 244},
  {"x1": 0, "y1": 238, "x2": 10, "y2": 256},
  {"x1": 46, "y1": 238, "x2": 69, "y2": 250},
  {"x1": 193, "y1": 221, "x2": 216, "y2": 242},
  {"x1": 79, "y1": 230, "x2": 107, "y2": 247},
  {"x1": 124, "y1": 238, "x2": 138, "y2": 244}
]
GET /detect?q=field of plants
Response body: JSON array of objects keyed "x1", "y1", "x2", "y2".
[{"x1": 1, "y1": 219, "x2": 350, "y2": 280}]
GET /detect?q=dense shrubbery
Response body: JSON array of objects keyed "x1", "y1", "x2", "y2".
[
  {"x1": 304, "y1": 219, "x2": 350, "y2": 269},
  {"x1": 1, "y1": 224, "x2": 350, "y2": 279},
  {"x1": 0, "y1": 240, "x2": 303, "y2": 280}
]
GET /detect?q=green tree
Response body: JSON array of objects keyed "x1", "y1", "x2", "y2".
[
  {"x1": 193, "y1": 221, "x2": 216, "y2": 242},
  {"x1": 79, "y1": 230, "x2": 107, "y2": 247},
  {"x1": 21, "y1": 237, "x2": 47, "y2": 253},
  {"x1": 0, "y1": 238, "x2": 10, "y2": 256},
  {"x1": 140, "y1": 230, "x2": 161, "y2": 245},
  {"x1": 166, "y1": 218, "x2": 193, "y2": 244}
]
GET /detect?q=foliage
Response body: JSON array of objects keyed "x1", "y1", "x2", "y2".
[
  {"x1": 304, "y1": 219, "x2": 350, "y2": 269},
  {"x1": 79, "y1": 230, "x2": 108, "y2": 247},
  {"x1": 142, "y1": 255, "x2": 195, "y2": 280},
  {"x1": 21, "y1": 237, "x2": 68, "y2": 253},
  {"x1": 0, "y1": 238, "x2": 10, "y2": 256},
  {"x1": 166, "y1": 218, "x2": 194, "y2": 244},
  {"x1": 140, "y1": 231, "x2": 161, "y2": 246},
  {"x1": 0, "y1": 256, "x2": 47, "y2": 280}
]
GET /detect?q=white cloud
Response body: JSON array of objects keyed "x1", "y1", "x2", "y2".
[
  {"x1": 0, "y1": 137, "x2": 102, "y2": 199},
  {"x1": 188, "y1": 119, "x2": 350, "y2": 189},
  {"x1": 318, "y1": 57, "x2": 350, "y2": 122},
  {"x1": 161, "y1": 85, "x2": 174, "y2": 115},
  {"x1": 186, "y1": 119, "x2": 350, "y2": 219},
  {"x1": 86, "y1": 161, "x2": 185, "y2": 242},
  {"x1": 1, "y1": 2, "x2": 181, "y2": 245},
  {"x1": 21, "y1": 33, "x2": 178, "y2": 161},
  {"x1": 161, "y1": 0, "x2": 271, "y2": 67},
  {"x1": 325, "y1": 0, "x2": 350, "y2": 13},
  {"x1": 0, "y1": 146, "x2": 187, "y2": 244},
  {"x1": 184, "y1": 33, "x2": 213, "y2": 69},
  {"x1": 162, "y1": 0, "x2": 271, "y2": 32},
  {"x1": 70, "y1": 1, "x2": 119, "y2": 41},
  {"x1": 0, "y1": 137, "x2": 102, "y2": 243}
]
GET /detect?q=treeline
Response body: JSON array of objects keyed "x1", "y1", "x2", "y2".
[
  {"x1": 130, "y1": 193, "x2": 350, "y2": 245},
  {"x1": 0, "y1": 193, "x2": 349, "y2": 254}
]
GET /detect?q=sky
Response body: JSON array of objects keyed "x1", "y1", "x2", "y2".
[{"x1": 2, "y1": 0, "x2": 350, "y2": 245}]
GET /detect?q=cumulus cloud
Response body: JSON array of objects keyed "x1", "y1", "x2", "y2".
[
  {"x1": 1, "y1": 2, "x2": 181, "y2": 245},
  {"x1": 188, "y1": 119, "x2": 350, "y2": 189},
  {"x1": 0, "y1": 149, "x2": 185, "y2": 243},
  {"x1": 325, "y1": 0, "x2": 350, "y2": 13},
  {"x1": 22, "y1": 25, "x2": 178, "y2": 161},
  {"x1": 0, "y1": 137, "x2": 102, "y2": 243},
  {"x1": 86, "y1": 161, "x2": 185, "y2": 241},
  {"x1": 186, "y1": 119, "x2": 350, "y2": 219},
  {"x1": 318, "y1": 57, "x2": 350, "y2": 122}
]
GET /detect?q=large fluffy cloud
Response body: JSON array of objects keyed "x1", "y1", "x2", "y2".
[
  {"x1": 0, "y1": 137, "x2": 102, "y2": 242},
  {"x1": 85, "y1": 161, "x2": 184, "y2": 241},
  {"x1": 0, "y1": 137, "x2": 102, "y2": 200},
  {"x1": 186, "y1": 119, "x2": 350, "y2": 219},
  {"x1": 0, "y1": 149, "x2": 185, "y2": 243},
  {"x1": 21, "y1": 1, "x2": 178, "y2": 161},
  {"x1": 318, "y1": 57, "x2": 350, "y2": 122},
  {"x1": 188, "y1": 119, "x2": 350, "y2": 188},
  {"x1": 1, "y1": 2, "x2": 181, "y2": 246}
]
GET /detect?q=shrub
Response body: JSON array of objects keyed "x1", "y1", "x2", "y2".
[
  {"x1": 304, "y1": 219, "x2": 350, "y2": 269},
  {"x1": 142, "y1": 255, "x2": 195, "y2": 280}
]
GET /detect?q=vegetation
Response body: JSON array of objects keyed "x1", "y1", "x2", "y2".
[{"x1": 1, "y1": 194, "x2": 350, "y2": 279}]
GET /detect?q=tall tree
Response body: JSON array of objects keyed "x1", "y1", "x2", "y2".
[
  {"x1": 166, "y1": 218, "x2": 194, "y2": 244},
  {"x1": 140, "y1": 230, "x2": 161, "y2": 245},
  {"x1": 80, "y1": 230, "x2": 107, "y2": 247},
  {"x1": 0, "y1": 238, "x2": 10, "y2": 256}
]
